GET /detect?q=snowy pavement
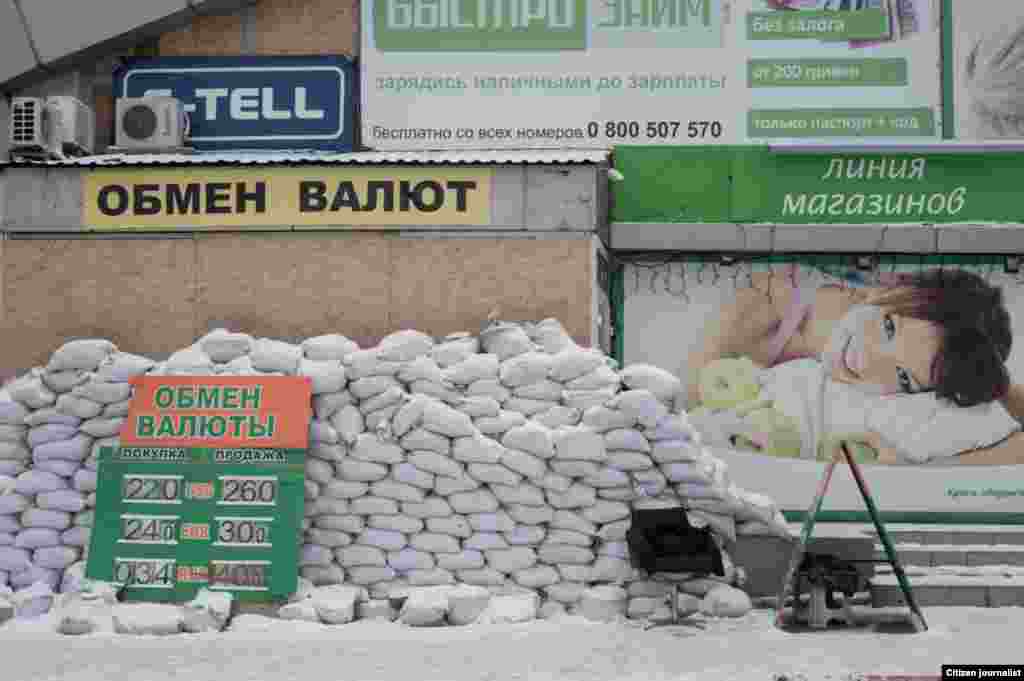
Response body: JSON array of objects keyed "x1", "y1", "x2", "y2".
[{"x1": 1, "y1": 607, "x2": 1018, "y2": 681}]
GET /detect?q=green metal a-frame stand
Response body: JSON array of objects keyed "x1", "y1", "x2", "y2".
[{"x1": 773, "y1": 444, "x2": 928, "y2": 633}]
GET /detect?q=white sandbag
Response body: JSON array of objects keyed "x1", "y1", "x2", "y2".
[
  {"x1": 300, "y1": 543, "x2": 334, "y2": 567},
  {"x1": 448, "y1": 436, "x2": 500, "y2": 465},
  {"x1": 687, "y1": 510, "x2": 737, "y2": 544},
  {"x1": 93, "y1": 352, "x2": 155, "y2": 383},
  {"x1": 440, "y1": 584, "x2": 489, "y2": 625},
  {"x1": 504, "y1": 398, "x2": 558, "y2": 417},
  {"x1": 513, "y1": 380, "x2": 565, "y2": 402},
  {"x1": 598, "y1": 520, "x2": 631, "y2": 542},
  {"x1": 549, "y1": 348, "x2": 605, "y2": 383},
  {"x1": 546, "y1": 484, "x2": 597, "y2": 510},
  {"x1": 35, "y1": 435, "x2": 92, "y2": 464},
  {"x1": 0, "y1": 424, "x2": 27, "y2": 442},
  {"x1": 469, "y1": 512, "x2": 516, "y2": 534},
  {"x1": 651, "y1": 440, "x2": 703, "y2": 464},
  {"x1": 329, "y1": 405, "x2": 364, "y2": 447},
  {"x1": 467, "y1": 463, "x2": 522, "y2": 487},
  {"x1": 0, "y1": 547, "x2": 31, "y2": 572},
  {"x1": 538, "y1": 544, "x2": 595, "y2": 565},
  {"x1": 314, "y1": 515, "x2": 364, "y2": 534},
  {"x1": 350, "y1": 497, "x2": 400, "y2": 516},
  {"x1": 277, "y1": 599, "x2": 320, "y2": 623},
  {"x1": 499, "y1": 352, "x2": 553, "y2": 388},
  {"x1": 313, "y1": 391, "x2": 354, "y2": 421},
  {"x1": 407, "y1": 568, "x2": 455, "y2": 586},
  {"x1": 607, "y1": 451, "x2": 655, "y2": 472},
  {"x1": 309, "y1": 497, "x2": 349, "y2": 517},
  {"x1": 25, "y1": 407, "x2": 80, "y2": 429},
  {"x1": 0, "y1": 391, "x2": 31, "y2": 425},
  {"x1": 302, "y1": 334, "x2": 359, "y2": 361},
  {"x1": 433, "y1": 471, "x2": 482, "y2": 496},
  {"x1": 12, "y1": 566, "x2": 61, "y2": 591},
  {"x1": 528, "y1": 319, "x2": 577, "y2": 354},
  {"x1": 72, "y1": 381, "x2": 133, "y2": 406},
  {"x1": 34, "y1": 546, "x2": 80, "y2": 570},
  {"x1": 9, "y1": 376, "x2": 57, "y2": 410},
  {"x1": 164, "y1": 345, "x2": 214, "y2": 372},
  {"x1": 344, "y1": 350, "x2": 404, "y2": 382},
  {"x1": 505, "y1": 504, "x2": 554, "y2": 525},
  {"x1": 604, "y1": 429, "x2": 651, "y2": 453},
  {"x1": 544, "y1": 582, "x2": 586, "y2": 604},
  {"x1": 535, "y1": 472, "x2": 572, "y2": 494},
  {"x1": 37, "y1": 490, "x2": 86, "y2": 514},
  {"x1": 360, "y1": 386, "x2": 407, "y2": 415},
  {"x1": 48, "y1": 340, "x2": 116, "y2": 372},
  {"x1": 581, "y1": 500, "x2": 630, "y2": 525},
  {"x1": 0, "y1": 533, "x2": 10, "y2": 546},
  {"x1": 357, "y1": 529, "x2": 407, "y2": 551},
  {"x1": 578, "y1": 585, "x2": 628, "y2": 622},
  {"x1": 448, "y1": 489, "x2": 499, "y2": 514},
  {"x1": 365, "y1": 405, "x2": 401, "y2": 432},
  {"x1": 456, "y1": 568, "x2": 507, "y2": 587},
  {"x1": 490, "y1": 483, "x2": 545, "y2": 507},
  {"x1": 305, "y1": 529, "x2": 353, "y2": 549},
  {"x1": 305, "y1": 480, "x2": 321, "y2": 501},
  {"x1": 508, "y1": 564, "x2": 559, "y2": 590},
  {"x1": 198, "y1": 329, "x2": 252, "y2": 363},
  {"x1": 535, "y1": 406, "x2": 582, "y2": 430},
  {"x1": 563, "y1": 389, "x2": 619, "y2": 411},
  {"x1": 606, "y1": 390, "x2": 667, "y2": 429},
  {"x1": 461, "y1": 531, "x2": 506, "y2": 551},
  {"x1": 480, "y1": 323, "x2": 535, "y2": 361},
  {"x1": 301, "y1": 566, "x2": 346, "y2": 588},
  {"x1": 565, "y1": 365, "x2": 623, "y2": 393},
  {"x1": 377, "y1": 330, "x2": 434, "y2": 362},
  {"x1": 550, "y1": 511, "x2": 598, "y2": 535},
  {"x1": 403, "y1": 533, "x2": 458, "y2": 556},
  {"x1": 620, "y1": 364, "x2": 682, "y2": 405},
  {"x1": 408, "y1": 451, "x2": 464, "y2": 479},
  {"x1": 443, "y1": 354, "x2": 500, "y2": 385},
  {"x1": 431, "y1": 334, "x2": 480, "y2": 367},
  {"x1": 648, "y1": 413, "x2": 697, "y2": 441},
  {"x1": 0, "y1": 475, "x2": 13, "y2": 495},
  {"x1": 662, "y1": 460, "x2": 715, "y2": 485},
  {"x1": 584, "y1": 467, "x2": 631, "y2": 489},
  {"x1": 299, "y1": 359, "x2": 347, "y2": 395},
  {"x1": 420, "y1": 401, "x2": 475, "y2": 438},
  {"x1": 400, "y1": 429, "x2": 450, "y2": 456},
  {"x1": 305, "y1": 458, "x2": 334, "y2": 486},
  {"x1": 486, "y1": 547, "x2": 538, "y2": 573},
  {"x1": 473, "y1": 413, "x2": 525, "y2": 438},
  {"x1": 388, "y1": 549, "x2": 436, "y2": 572},
  {"x1": 323, "y1": 480, "x2": 369, "y2": 500},
  {"x1": 454, "y1": 396, "x2": 501, "y2": 419},
  {"x1": 390, "y1": 396, "x2": 426, "y2": 439},
  {"x1": 102, "y1": 400, "x2": 131, "y2": 418},
  {"x1": 699, "y1": 585, "x2": 752, "y2": 618},
  {"x1": 251, "y1": 338, "x2": 302, "y2": 374},
  {"x1": 357, "y1": 598, "x2": 397, "y2": 621},
  {"x1": 0, "y1": 461, "x2": 27, "y2": 477},
  {"x1": 15, "y1": 470, "x2": 67, "y2": 495},
  {"x1": 408, "y1": 380, "x2": 463, "y2": 405},
  {"x1": 402, "y1": 498, "x2": 454, "y2": 519},
  {"x1": 15, "y1": 528, "x2": 60, "y2": 549},
  {"x1": 27, "y1": 423, "x2": 77, "y2": 448},
  {"x1": 545, "y1": 529, "x2": 592, "y2": 547},
  {"x1": 433, "y1": 550, "x2": 482, "y2": 571},
  {"x1": 398, "y1": 586, "x2": 449, "y2": 627},
  {"x1": 588, "y1": 556, "x2": 635, "y2": 583},
  {"x1": 335, "y1": 459, "x2": 389, "y2": 482},
  {"x1": 627, "y1": 597, "x2": 662, "y2": 619},
  {"x1": 397, "y1": 356, "x2": 446, "y2": 385},
  {"x1": 78, "y1": 417, "x2": 124, "y2": 439},
  {"x1": 73, "y1": 511, "x2": 93, "y2": 528},
  {"x1": 423, "y1": 518, "x2": 471, "y2": 540},
  {"x1": 550, "y1": 460, "x2": 600, "y2": 479},
  {"x1": 553, "y1": 427, "x2": 607, "y2": 462},
  {"x1": 598, "y1": 485, "x2": 643, "y2": 500},
  {"x1": 346, "y1": 566, "x2": 397, "y2": 585},
  {"x1": 335, "y1": 546, "x2": 387, "y2": 568},
  {"x1": 505, "y1": 525, "x2": 546, "y2": 546},
  {"x1": 370, "y1": 480, "x2": 426, "y2": 505},
  {"x1": 466, "y1": 379, "x2": 511, "y2": 403},
  {"x1": 391, "y1": 463, "x2": 435, "y2": 490},
  {"x1": 0, "y1": 493, "x2": 30, "y2": 515},
  {"x1": 501, "y1": 422, "x2": 555, "y2": 460},
  {"x1": 369, "y1": 514, "x2": 424, "y2": 535},
  {"x1": 677, "y1": 482, "x2": 730, "y2": 500}
]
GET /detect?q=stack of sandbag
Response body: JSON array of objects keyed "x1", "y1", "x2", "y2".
[{"x1": 0, "y1": 320, "x2": 789, "y2": 625}]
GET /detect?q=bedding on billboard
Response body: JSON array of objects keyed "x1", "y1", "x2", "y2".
[
  {"x1": 361, "y1": 0, "x2": 941, "y2": 148},
  {"x1": 944, "y1": 0, "x2": 1024, "y2": 140},
  {"x1": 621, "y1": 257, "x2": 1024, "y2": 512}
]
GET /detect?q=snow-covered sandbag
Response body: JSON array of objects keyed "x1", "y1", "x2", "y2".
[
  {"x1": 311, "y1": 584, "x2": 364, "y2": 625},
  {"x1": 446, "y1": 584, "x2": 491, "y2": 625},
  {"x1": 651, "y1": 440, "x2": 703, "y2": 464},
  {"x1": 485, "y1": 547, "x2": 537, "y2": 573},
  {"x1": 454, "y1": 396, "x2": 501, "y2": 419},
  {"x1": 378, "y1": 330, "x2": 434, "y2": 362},
  {"x1": 475, "y1": 412, "x2": 527, "y2": 437},
  {"x1": 250, "y1": 338, "x2": 302, "y2": 374},
  {"x1": 451, "y1": 436, "x2": 503, "y2": 465},
  {"x1": 584, "y1": 467, "x2": 631, "y2": 489},
  {"x1": 553, "y1": 427, "x2": 607, "y2": 462},
  {"x1": 72, "y1": 381, "x2": 133, "y2": 406},
  {"x1": 303, "y1": 334, "x2": 359, "y2": 361},
  {"x1": 163, "y1": 345, "x2": 214, "y2": 372},
  {"x1": 305, "y1": 529, "x2": 352, "y2": 549},
  {"x1": 581, "y1": 500, "x2": 630, "y2": 525},
  {"x1": 357, "y1": 599, "x2": 397, "y2": 621},
  {"x1": 198, "y1": 329, "x2": 253, "y2": 363},
  {"x1": 0, "y1": 547, "x2": 31, "y2": 572},
  {"x1": 512, "y1": 565, "x2": 560, "y2": 589},
  {"x1": 400, "y1": 429, "x2": 450, "y2": 456},
  {"x1": 23, "y1": 409, "x2": 78, "y2": 429},
  {"x1": 505, "y1": 525, "x2": 546, "y2": 546},
  {"x1": 491, "y1": 483, "x2": 545, "y2": 507},
  {"x1": 345, "y1": 350, "x2": 404, "y2": 382},
  {"x1": 388, "y1": 549, "x2": 436, "y2": 572},
  {"x1": 36, "y1": 490, "x2": 86, "y2": 514},
  {"x1": 182, "y1": 589, "x2": 234, "y2": 633},
  {"x1": 407, "y1": 568, "x2": 456, "y2": 587},
  {"x1": 322, "y1": 480, "x2": 369, "y2": 500},
  {"x1": 0, "y1": 391, "x2": 31, "y2": 425},
  {"x1": 550, "y1": 510, "x2": 598, "y2": 536},
  {"x1": 335, "y1": 460, "x2": 389, "y2": 482},
  {"x1": 22, "y1": 509, "x2": 72, "y2": 531},
  {"x1": 464, "y1": 533, "x2": 509, "y2": 551},
  {"x1": 27, "y1": 423, "x2": 77, "y2": 448},
  {"x1": 503, "y1": 398, "x2": 558, "y2": 417},
  {"x1": 468, "y1": 512, "x2": 516, "y2": 534},
  {"x1": 305, "y1": 458, "x2": 335, "y2": 486},
  {"x1": 528, "y1": 319, "x2": 577, "y2": 354},
  {"x1": 398, "y1": 586, "x2": 450, "y2": 627},
  {"x1": 431, "y1": 334, "x2": 480, "y2": 367},
  {"x1": 357, "y1": 529, "x2": 407, "y2": 552},
  {"x1": 449, "y1": 490, "x2": 499, "y2": 515},
  {"x1": 545, "y1": 529, "x2": 592, "y2": 547},
  {"x1": 454, "y1": 569, "x2": 507, "y2": 587},
  {"x1": 607, "y1": 451, "x2": 654, "y2": 472},
  {"x1": 467, "y1": 463, "x2": 522, "y2": 487},
  {"x1": 606, "y1": 390, "x2": 667, "y2": 429},
  {"x1": 408, "y1": 380, "x2": 463, "y2": 406},
  {"x1": 9, "y1": 376, "x2": 57, "y2": 410},
  {"x1": 360, "y1": 386, "x2": 407, "y2": 416},
  {"x1": 420, "y1": 401, "x2": 475, "y2": 438},
  {"x1": 310, "y1": 515, "x2": 357, "y2": 534},
  {"x1": 598, "y1": 520, "x2": 631, "y2": 542},
  {"x1": 466, "y1": 379, "x2": 511, "y2": 403},
  {"x1": 277, "y1": 598, "x2": 321, "y2": 623},
  {"x1": 369, "y1": 480, "x2": 425, "y2": 505},
  {"x1": 505, "y1": 504, "x2": 554, "y2": 526},
  {"x1": 34, "y1": 435, "x2": 92, "y2": 462},
  {"x1": 0, "y1": 493, "x2": 30, "y2": 515},
  {"x1": 699, "y1": 585, "x2": 751, "y2": 618},
  {"x1": 648, "y1": 414, "x2": 697, "y2": 442},
  {"x1": 397, "y1": 356, "x2": 447, "y2": 385},
  {"x1": 408, "y1": 452, "x2": 464, "y2": 479},
  {"x1": 578, "y1": 585, "x2": 628, "y2": 622},
  {"x1": 687, "y1": 510, "x2": 737, "y2": 545},
  {"x1": 564, "y1": 389, "x2": 620, "y2": 411},
  {"x1": 402, "y1": 498, "x2": 454, "y2": 519},
  {"x1": 300, "y1": 544, "x2": 334, "y2": 567},
  {"x1": 477, "y1": 591, "x2": 539, "y2": 624},
  {"x1": 502, "y1": 422, "x2": 555, "y2": 459},
  {"x1": 10, "y1": 565, "x2": 61, "y2": 591},
  {"x1": 546, "y1": 484, "x2": 597, "y2": 510},
  {"x1": 443, "y1": 354, "x2": 500, "y2": 386},
  {"x1": 112, "y1": 603, "x2": 185, "y2": 635},
  {"x1": 433, "y1": 473, "x2": 481, "y2": 496},
  {"x1": 349, "y1": 436, "x2": 404, "y2": 466},
  {"x1": 537, "y1": 544, "x2": 595, "y2": 565},
  {"x1": 349, "y1": 497, "x2": 399, "y2": 516},
  {"x1": 421, "y1": 517, "x2": 471, "y2": 541},
  {"x1": 34, "y1": 546, "x2": 79, "y2": 570},
  {"x1": 588, "y1": 556, "x2": 635, "y2": 583},
  {"x1": 15, "y1": 470, "x2": 67, "y2": 495},
  {"x1": 0, "y1": 424, "x2": 27, "y2": 442},
  {"x1": 604, "y1": 429, "x2": 651, "y2": 453},
  {"x1": 404, "y1": 532, "x2": 458, "y2": 555},
  {"x1": 13, "y1": 580, "x2": 54, "y2": 618},
  {"x1": 336, "y1": 546, "x2": 387, "y2": 568},
  {"x1": 330, "y1": 405, "x2": 364, "y2": 446},
  {"x1": 549, "y1": 348, "x2": 606, "y2": 383},
  {"x1": 499, "y1": 353, "x2": 553, "y2": 388},
  {"x1": 436, "y1": 550, "x2": 484, "y2": 571},
  {"x1": 545, "y1": 582, "x2": 586, "y2": 604},
  {"x1": 391, "y1": 463, "x2": 434, "y2": 491}
]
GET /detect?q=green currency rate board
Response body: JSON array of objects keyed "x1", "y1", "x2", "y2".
[{"x1": 86, "y1": 446, "x2": 305, "y2": 602}]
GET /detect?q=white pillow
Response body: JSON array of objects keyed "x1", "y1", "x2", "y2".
[{"x1": 866, "y1": 393, "x2": 1021, "y2": 463}]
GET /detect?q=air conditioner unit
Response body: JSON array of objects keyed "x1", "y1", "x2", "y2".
[
  {"x1": 115, "y1": 97, "x2": 190, "y2": 151},
  {"x1": 45, "y1": 96, "x2": 95, "y2": 157},
  {"x1": 9, "y1": 97, "x2": 46, "y2": 154}
]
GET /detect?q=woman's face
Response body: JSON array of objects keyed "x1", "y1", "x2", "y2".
[{"x1": 826, "y1": 295, "x2": 941, "y2": 396}]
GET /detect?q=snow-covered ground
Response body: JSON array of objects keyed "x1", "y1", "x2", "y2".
[{"x1": 1, "y1": 607, "x2": 1018, "y2": 681}]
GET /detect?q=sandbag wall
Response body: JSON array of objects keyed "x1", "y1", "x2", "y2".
[{"x1": 0, "y1": 320, "x2": 789, "y2": 620}]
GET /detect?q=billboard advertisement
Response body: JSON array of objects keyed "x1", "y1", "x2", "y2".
[
  {"x1": 622, "y1": 257, "x2": 1024, "y2": 516},
  {"x1": 361, "y1": 0, "x2": 941, "y2": 148},
  {"x1": 945, "y1": 0, "x2": 1024, "y2": 140}
]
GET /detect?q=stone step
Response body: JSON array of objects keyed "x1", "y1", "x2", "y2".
[
  {"x1": 873, "y1": 543, "x2": 1024, "y2": 567},
  {"x1": 871, "y1": 571, "x2": 1024, "y2": 607}
]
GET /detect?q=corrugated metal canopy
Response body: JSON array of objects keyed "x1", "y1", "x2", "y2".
[{"x1": 1, "y1": 149, "x2": 611, "y2": 169}]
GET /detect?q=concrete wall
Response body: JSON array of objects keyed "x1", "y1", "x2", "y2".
[{"x1": 0, "y1": 232, "x2": 594, "y2": 375}]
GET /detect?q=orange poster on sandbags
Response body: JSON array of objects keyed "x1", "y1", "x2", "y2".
[{"x1": 120, "y1": 376, "x2": 312, "y2": 450}]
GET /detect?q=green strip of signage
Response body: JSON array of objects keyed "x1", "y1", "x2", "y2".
[
  {"x1": 748, "y1": 59, "x2": 907, "y2": 88},
  {"x1": 747, "y1": 9, "x2": 888, "y2": 41},
  {"x1": 748, "y1": 108, "x2": 936, "y2": 138},
  {"x1": 373, "y1": 0, "x2": 588, "y2": 51}
]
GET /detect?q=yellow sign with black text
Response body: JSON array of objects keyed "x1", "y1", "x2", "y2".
[{"x1": 82, "y1": 167, "x2": 492, "y2": 230}]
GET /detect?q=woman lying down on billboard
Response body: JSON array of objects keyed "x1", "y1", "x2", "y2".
[{"x1": 686, "y1": 266, "x2": 1024, "y2": 466}]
